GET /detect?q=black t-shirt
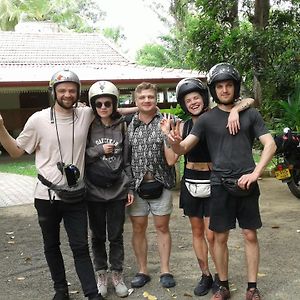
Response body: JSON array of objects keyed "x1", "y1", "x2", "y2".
[{"x1": 190, "y1": 107, "x2": 269, "y2": 182}]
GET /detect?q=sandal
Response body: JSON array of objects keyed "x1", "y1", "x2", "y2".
[
  {"x1": 160, "y1": 273, "x2": 176, "y2": 288},
  {"x1": 131, "y1": 272, "x2": 151, "y2": 288}
]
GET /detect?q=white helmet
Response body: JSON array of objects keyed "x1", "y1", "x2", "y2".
[{"x1": 88, "y1": 81, "x2": 119, "y2": 108}]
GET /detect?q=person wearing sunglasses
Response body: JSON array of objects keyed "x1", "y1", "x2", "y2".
[
  {"x1": 0, "y1": 69, "x2": 104, "y2": 300},
  {"x1": 85, "y1": 81, "x2": 134, "y2": 298}
]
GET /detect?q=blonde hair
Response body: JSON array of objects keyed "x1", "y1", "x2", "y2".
[{"x1": 134, "y1": 82, "x2": 157, "y2": 99}]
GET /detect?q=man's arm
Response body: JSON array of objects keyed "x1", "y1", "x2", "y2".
[
  {"x1": 118, "y1": 106, "x2": 138, "y2": 115},
  {"x1": 0, "y1": 113, "x2": 25, "y2": 158},
  {"x1": 254, "y1": 133, "x2": 277, "y2": 177},
  {"x1": 169, "y1": 133, "x2": 199, "y2": 155},
  {"x1": 238, "y1": 133, "x2": 276, "y2": 189},
  {"x1": 163, "y1": 139, "x2": 179, "y2": 166},
  {"x1": 227, "y1": 98, "x2": 255, "y2": 135},
  {"x1": 234, "y1": 97, "x2": 255, "y2": 112}
]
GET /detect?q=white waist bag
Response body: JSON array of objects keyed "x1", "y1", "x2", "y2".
[{"x1": 185, "y1": 178, "x2": 211, "y2": 198}]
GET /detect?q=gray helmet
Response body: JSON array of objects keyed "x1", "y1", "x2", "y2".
[
  {"x1": 49, "y1": 69, "x2": 81, "y2": 101},
  {"x1": 207, "y1": 63, "x2": 241, "y2": 103},
  {"x1": 176, "y1": 78, "x2": 209, "y2": 115}
]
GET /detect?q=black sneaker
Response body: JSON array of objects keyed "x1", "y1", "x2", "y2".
[
  {"x1": 212, "y1": 273, "x2": 220, "y2": 293},
  {"x1": 52, "y1": 290, "x2": 69, "y2": 300},
  {"x1": 194, "y1": 273, "x2": 213, "y2": 296}
]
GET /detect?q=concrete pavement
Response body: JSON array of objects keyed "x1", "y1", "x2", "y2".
[{"x1": 0, "y1": 172, "x2": 35, "y2": 207}]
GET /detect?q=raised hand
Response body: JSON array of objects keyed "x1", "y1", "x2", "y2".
[
  {"x1": 160, "y1": 113, "x2": 174, "y2": 136},
  {"x1": 169, "y1": 120, "x2": 182, "y2": 144}
]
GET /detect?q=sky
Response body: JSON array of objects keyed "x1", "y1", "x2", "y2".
[{"x1": 97, "y1": 0, "x2": 169, "y2": 60}]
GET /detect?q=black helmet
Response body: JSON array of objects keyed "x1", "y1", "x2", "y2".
[
  {"x1": 176, "y1": 78, "x2": 209, "y2": 115},
  {"x1": 49, "y1": 69, "x2": 81, "y2": 102},
  {"x1": 207, "y1": 63, "x2": 241, "y2": 103}
]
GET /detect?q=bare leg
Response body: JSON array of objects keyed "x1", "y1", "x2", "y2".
[
  {"x1": 130, "y1": 216, "x2": 149, "y2": 274},
  {"x1": 153, "y1": 214, "x2": 172, "y2": 274},
  {"x1": 204, "y1": 217, "x2": 216, "y2": 270},
  {"x1": 213, "y1": 231, "x2": 229, "y2": 281},
  {"x1": 243, "y1": 229, "x2": 259, "y2": 282},
  {"x1": 189, "y1": 216, "x2": 210, "y2": 275}
]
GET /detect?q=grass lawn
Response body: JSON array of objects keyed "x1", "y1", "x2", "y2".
[
  {"x1": 0, "y1": 155, "x2": 36, "y2": 177},
  {"x1": 0, "y1": 151, "x2": 275, "y2": 178}
]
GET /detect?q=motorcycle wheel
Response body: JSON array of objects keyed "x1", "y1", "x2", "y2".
[{"x1": 287, "y1": 169, "x2": 300, "y2": 199}]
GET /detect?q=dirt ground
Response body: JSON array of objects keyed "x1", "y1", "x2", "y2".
[{"x1": 0, "y1": 177, "x2": 300, "y2": 300}]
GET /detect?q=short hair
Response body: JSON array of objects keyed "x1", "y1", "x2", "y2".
[{"x1": 134, "y1": 82, "x2": 157, "y2": 99}]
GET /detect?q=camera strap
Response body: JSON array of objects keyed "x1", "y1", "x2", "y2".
[{"x1": 51, "y1": 106, "x2": 75, "y2": 173}]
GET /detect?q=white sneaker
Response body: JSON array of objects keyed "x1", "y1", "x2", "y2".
[
  {"x1": 97, "y1": 270, "x2": 108, "y2": 298},
  {"x1": 111, "y1": 271, "x2": 129, "y2": 298}
]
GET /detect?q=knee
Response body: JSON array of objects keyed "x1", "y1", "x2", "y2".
[
  {"x1": 243, "y1": 229, "x2": 258, "y2": 243},
  {"x1": 206, "y1": 230, "x2": 215, "y2": 245},
  {"x1": 44, "y1": 240, "x2": 61, "y2": 253},
  {"x1": 131, "y1": 219, "x2": 147, "y2": 235},
  {"x1": 70, "y1": 243, "x2": 90, "y2": 258},
  {"x1": 155, "y1": 223, "x2": 170, "y2": 234},
  {"x1": 192, "y1": 228, "x2": 205, "y2": 241}
]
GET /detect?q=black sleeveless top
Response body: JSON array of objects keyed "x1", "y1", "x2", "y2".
[{"x1": 183, "y1": 119, "x2": 211, "y2": 180}]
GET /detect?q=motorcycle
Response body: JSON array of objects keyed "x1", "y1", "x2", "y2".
[{"x1": 274, "y1": 128, "x2": 300, "y2": 198}]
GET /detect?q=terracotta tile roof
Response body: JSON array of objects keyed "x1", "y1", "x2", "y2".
[
  {"x1": 0, "y1": 31, "x2": 205, "y2": 92},
  {"x1": 0, "y1": 31, "x2": 129, "y2": 66}
]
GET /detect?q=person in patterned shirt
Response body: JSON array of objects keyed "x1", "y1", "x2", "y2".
[{"x1": 127, "y1": 82, "x2": 178, "y2": 289}]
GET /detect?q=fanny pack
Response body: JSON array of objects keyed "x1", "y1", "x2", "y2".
[
  {"x1": 137, "y1": 180, "x2": 164, "y2": 200},
  {"x1": 185, "y1": 178, "x2": 211, "y2": 198},
  {"x1": 38, "y1": 174, "x2": 86, "y2": 203},
  {"x1": 221, "y1": 177, "x2": 256, "y2": 197},
  {"x1": 85, "y1": 165, "x2": 122, "y2": 188}
]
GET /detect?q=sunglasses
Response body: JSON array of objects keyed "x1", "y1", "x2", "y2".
[{"x1": 95, "y1": 101, "x2": 112, "y2": 108}]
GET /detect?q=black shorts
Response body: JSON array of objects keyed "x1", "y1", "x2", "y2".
[
  {"x1": 209, "y1": 183, "x2": 262, "y2": 232},
  {"x1": 179, "y1": 180, "x2": 211, "y2": 218}
]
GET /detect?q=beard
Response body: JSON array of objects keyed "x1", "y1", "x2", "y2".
[
  {"x1": 218, "y1": 98, "x2": 234, "y2": 106},
  {"x1": 56, "y1": 98, "x2": 77, "y2": 110}
]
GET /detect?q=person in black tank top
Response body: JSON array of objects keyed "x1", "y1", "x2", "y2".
[{"x1": 161, "y1": 77, "x2": 254, "y2": 296}]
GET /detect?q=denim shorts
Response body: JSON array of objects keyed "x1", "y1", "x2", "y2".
[{"x1": 127, "y1": 188, "x2": 173, "y2": 216}]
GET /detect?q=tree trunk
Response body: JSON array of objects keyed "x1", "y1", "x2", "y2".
[{"x1": 251, "y1": 0, "x2": 270, "y2": 107}]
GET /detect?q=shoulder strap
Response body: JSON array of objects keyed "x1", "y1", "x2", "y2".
[
  {"x1": 120, "y1": 120, "x2": 127, "y2": 141},
  {"x1": 37, "y1": 174, "x2": 52, "y2": 187}
]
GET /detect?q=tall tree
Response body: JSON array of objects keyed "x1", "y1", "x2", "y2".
[
  {"x1": 0, "y1": 0, "x2": 20, "y2": 30},
  {"x1": 0, "y1": 0, "x2": 105, "y2": 32},
  {"x1": 138, "y1": 0, "x2": 300, "y2": 118}
]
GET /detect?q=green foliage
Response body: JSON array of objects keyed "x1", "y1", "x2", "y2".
[
  {"x1": 102, "y1": 26, "x2": 126, "y2": 46},
  {"x1": 275, "y1": 83, "x2": 300, "y2": 132},
  {"x1": 136, "y1": 44, "x2": 171, "y2": 67},
  {"x1": 0, "y1": 0, "x2": 104, "y2": 32},
  {"x1": 143, "y1": 0, "x2": 300, "y2": 133},
  {"x1": 160, "y1": 104, "x2": 190, "y2": 121},
  {"x1": 0, "y1": 0, "x2": 21, "y2": 30}
]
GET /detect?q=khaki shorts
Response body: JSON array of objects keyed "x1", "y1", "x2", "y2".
[{"x1": 127, "y1": 188, "x2": 173, "y2": 216}]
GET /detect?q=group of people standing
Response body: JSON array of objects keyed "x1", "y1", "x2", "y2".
[{"x1": 0, "y1": 62, "x2": 276, "y2": 300}]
